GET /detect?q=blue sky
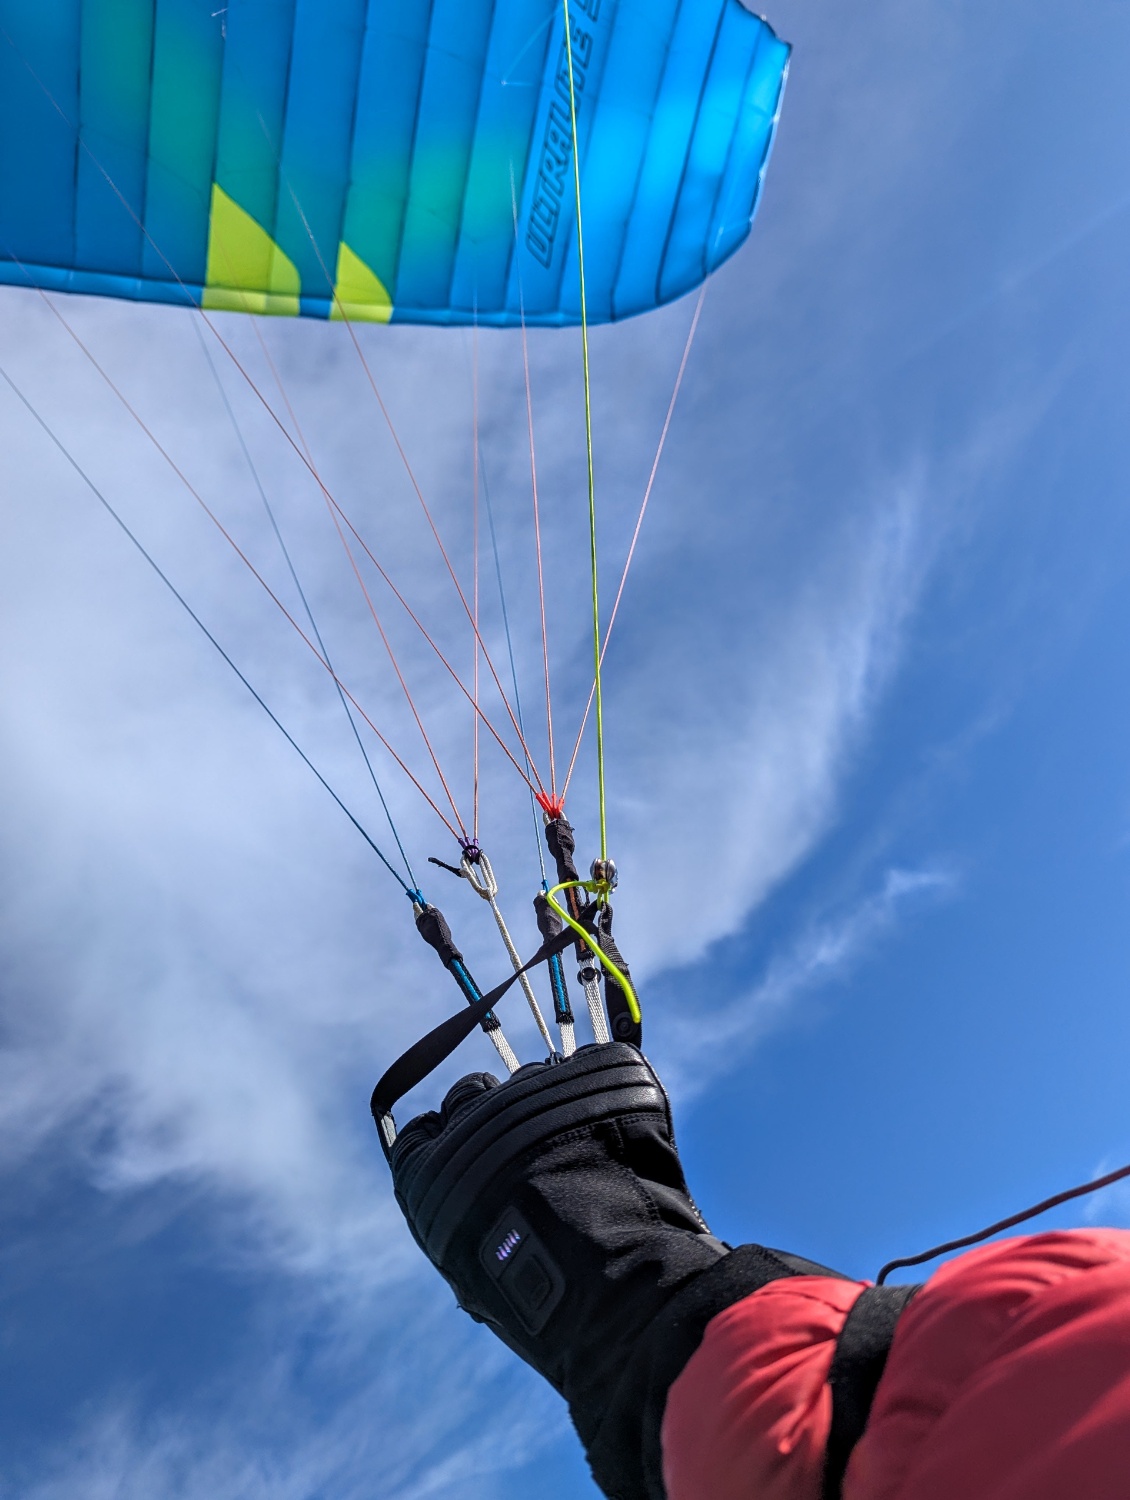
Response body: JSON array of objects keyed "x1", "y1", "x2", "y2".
[{"x1": 3, "y1": 2, "x2": 1130, "y2": 1496}]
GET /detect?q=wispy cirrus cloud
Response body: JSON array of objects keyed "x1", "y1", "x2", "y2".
[
  {"x1": 0, "y1": 0, "x2": 1096, "y2": 1493},
  {"x1": 657, "y1": 863, "x2": 958, "y2": 1102},
  {"x1": 0, "y1": 274, "x2": 959, "y2": 1271},
  {"x1": 0, "y1": 277, "x2": 950, "y2": 1497},
  {"x1": 0, "y1": 1306, "x2": 568, "y2": 1500},
  {"x1": 1082, "y1": 1164, "x2": 1130, "y2": 1228}
]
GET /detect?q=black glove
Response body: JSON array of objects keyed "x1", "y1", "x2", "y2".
[{"x1": 386, "y1": 1042, "x2": 838, "y2": 1500}]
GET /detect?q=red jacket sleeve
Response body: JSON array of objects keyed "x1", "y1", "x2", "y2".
[
  {"x1": 846, "y1": 1229, "x2": 1130, "y2": 1500},
  {"x1": 660, "y1": 1230, "x2": 1130, "y2": 1500},
  {"x1": 661, "y1": 1274, "x2": 864, "y2": 1500}
]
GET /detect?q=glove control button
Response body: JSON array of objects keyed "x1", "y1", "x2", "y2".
[{"x1": 480, "y1": 1209, "x2": 565, "y2": 1334}]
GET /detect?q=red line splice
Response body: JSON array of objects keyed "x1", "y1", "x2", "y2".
[{"x1": 535, "y1": 791, "x2": 566, "y2": 819}]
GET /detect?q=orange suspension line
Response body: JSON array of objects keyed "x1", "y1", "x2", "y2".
[
  {"x1": 249, "y1": 322, "x2": 467, "y2": 834},
  {"x1": 272, "y1": 167, "x2": 542, "y2": 782},
  {"x1": 5, "y1": 37, "x2": 543, "y2": 805},
  {"x1": 28, "y1": 283, "x2": 463, "y2": 840}
]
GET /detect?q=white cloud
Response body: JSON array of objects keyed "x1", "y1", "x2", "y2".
[
  {"x1": 0, "y1": 277, "x2": 957, "y2": 1500},
  {"x1": 0, "y1": 2, "x2": 1077, "y2": 1490},
  {"x1": 0, "y1": 1317, "x2": 569, "y2": 1500},
  {"x1": 0, "y1": 275, "x2": 948, "y2": 1272},
  {"x1": 607, "y1": 473, "x2": 933, "y2": 972}
]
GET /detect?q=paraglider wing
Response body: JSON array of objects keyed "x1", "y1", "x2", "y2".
[{"x1": 0, "y1": 0, "x2": 789, "y2": 327}]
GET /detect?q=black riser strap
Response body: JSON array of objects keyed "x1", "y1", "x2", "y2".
[
  {"x1": 822, "y1": 1283, "x2": 920, "y2": 1500},
  {"x1": 545, "y1": 817, "x2": 591, "y2": 964}
]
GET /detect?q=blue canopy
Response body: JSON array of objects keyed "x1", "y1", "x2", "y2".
[{"x1": 0, "y1": 0, "x2": 789, "y2": 326}]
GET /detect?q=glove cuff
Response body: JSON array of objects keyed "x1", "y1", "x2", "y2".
[{"x1": 579, "y1": 1244, "x2": 851, "y2": 1500}]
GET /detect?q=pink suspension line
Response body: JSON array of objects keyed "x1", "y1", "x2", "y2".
[
  {"x1": 249, "y1": 323, "x2": 468, "y2": 835},
  {"x1": 273, "y1": 171, "x2": 545, "y2": 788},
  {"x1": 7, "y1": 36, "x2": 545, "y2": 809},
  {"x1": 28, "y1": 281, "x2": 463, "y2": 841},
  {"x1": 562, "y1": 285, "x2": 707, "y2": 798}
]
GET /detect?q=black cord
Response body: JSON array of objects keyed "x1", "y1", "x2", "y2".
[{"x1": 876, "y1": 1159, "x2": 1130, "y2": 1284}]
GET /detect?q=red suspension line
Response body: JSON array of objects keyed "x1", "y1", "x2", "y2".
[
  {"x1": 274, "y1": 173, "x2": 543, "y2": 781},
  {"x1": 247, "y1": 321, "x2": 467, "y2": 833},
  {"x1": 6, "y1": 39, "x2": 542, "y2": 804},
  {"x1": 326, "y1": 492, "x2": 544, "y2": 796},
  {"x1": 321, "y1": 481, "x2": 468, "y2": 836},
  {"x1": 30, "y1": 284, "x2": 462, "y2": 841}
]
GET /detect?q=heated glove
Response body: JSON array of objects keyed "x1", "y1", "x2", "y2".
[{"x1": 386, "y1": 1042, "x2": 839, "y2": 1500}]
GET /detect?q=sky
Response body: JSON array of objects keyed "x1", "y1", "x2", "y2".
[{"x1": 3, "y1": 1, "x2": 1130, "y2": 1496}]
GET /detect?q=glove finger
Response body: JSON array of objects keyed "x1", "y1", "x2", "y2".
[
  {"x1": 441, "y1": 1071, "x2": 502, "y2": 1127},
  {"x1": 391, "y1": 1107, "x2": 445, "y2": 1163},
  {"x1": 391, "y1": 1074, "x2": 503, "y2": 1181}
]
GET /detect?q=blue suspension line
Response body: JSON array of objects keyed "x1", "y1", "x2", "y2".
[
  {"x1": 192, "y1": 317, "x2": 419, "y2": 891},
  {"x1": 0, "y1": 359, "x2": 410, "y2": 893}
]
